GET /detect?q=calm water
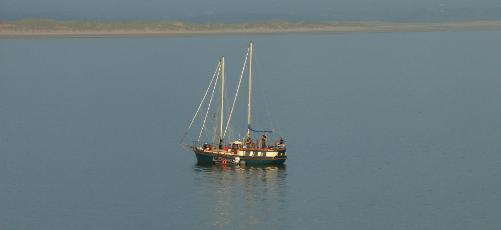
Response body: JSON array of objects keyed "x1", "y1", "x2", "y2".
[{"x1": 1, "y1": 30, "x2": 501, "y2": 229}]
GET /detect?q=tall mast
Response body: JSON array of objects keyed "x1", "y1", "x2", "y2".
[
  {"x1": 220, "y1": 56, "x2": 225, "y2": 141},
  {"x1": 247, "y1": 42, "x2": 253, "y2": 137}
]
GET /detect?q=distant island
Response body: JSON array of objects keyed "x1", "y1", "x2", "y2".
[{"x1": 1, "y1": 19, "x2": 501, "y2": 38}]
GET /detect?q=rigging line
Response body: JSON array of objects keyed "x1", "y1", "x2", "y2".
[
  {"x1": 180, "y1": 62, "x2": 221, "y2": 144},
  {"x1": 254, "y1": 51, "x2": 280, "y2": 136},
  {"x1": 223, "y1": 47, "x2": 249, "y2": 138},
  {"x1": 198, "y1": 64, "x2": 221, "y2": 142},
  {"x1": 211, "y1": 102, "x2": 219, "y2": 143},
  {"x1": 261, "y1": 84, "x2": 279, "y2": 136}
]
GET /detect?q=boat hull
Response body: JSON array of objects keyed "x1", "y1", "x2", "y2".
[
  {"x1": 193, "y1": 149, "x2": 286, "y2": 165},
  {"x1": 240, "y1": 158, "x2": 286, "y2": 165},
  {"x1": 194, "y1": 151, "x2": 215, "y2": 163}
]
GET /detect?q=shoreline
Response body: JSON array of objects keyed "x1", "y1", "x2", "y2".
[{"x1": 2, "y1": 20, "x2": 501, "y2": 38}]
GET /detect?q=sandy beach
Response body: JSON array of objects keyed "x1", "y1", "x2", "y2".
[{"x1": 1, "y1": 20, "x2": 501, "y2": 38}]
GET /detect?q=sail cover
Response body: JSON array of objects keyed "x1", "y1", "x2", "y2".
[{"x1": 248, "y1": 125, "x2": 273, "y2": 133}]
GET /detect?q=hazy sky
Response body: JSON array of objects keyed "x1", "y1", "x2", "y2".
[{"x1": 1, "y1": 0, "x2": 500, "y2": 21}]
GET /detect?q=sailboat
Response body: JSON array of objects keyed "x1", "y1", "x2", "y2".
[{"x1": 181, "y1": 42, "x2": 287, "y2": 165}]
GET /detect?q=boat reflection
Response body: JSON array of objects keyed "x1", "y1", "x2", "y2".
[{"x1": 193, "y1": 163, "x2": 288, "y2": 229}]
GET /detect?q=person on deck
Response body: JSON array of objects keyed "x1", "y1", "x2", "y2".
[
  {"x1": 261, "y1": 134, "x2": 267, "y2": 148},
  {"x1": 277, "y1": 137, "x2": 285, "y2": 148},
  {"x1": 245, "y1": 136, "x2": 253, "y2": 148}
]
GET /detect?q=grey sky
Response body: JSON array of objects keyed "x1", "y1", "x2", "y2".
[{"x1": 1, "y1": 0, "x2": 500, "y2": 21}]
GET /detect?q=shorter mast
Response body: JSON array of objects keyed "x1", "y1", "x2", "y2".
[
  {"x1": 247, "y1": 42, "x2": 253, "y2": 137},
  {"x1": 220, "y1": 56, "x2": 225, "y2": 147}
]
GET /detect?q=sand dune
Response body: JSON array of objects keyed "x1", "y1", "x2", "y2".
[{"x1": 1, "y1": 20, "x2": 501, "y2": 38}]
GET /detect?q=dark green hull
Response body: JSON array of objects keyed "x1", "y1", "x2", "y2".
[{"x1": 194, "y1": 150, "x2": 286, "y2": 165}]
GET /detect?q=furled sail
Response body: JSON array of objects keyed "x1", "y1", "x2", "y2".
[{"x1": 248, "y1": 125, "x2": 273, "y2": 133}]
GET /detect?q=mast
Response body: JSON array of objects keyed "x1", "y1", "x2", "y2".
[
  {"x1": 220, "y1": 56, "x2": 225, "y2": 142},
  {"x1": 247, "y1": 42, "x2": 253, "y2": 137}
]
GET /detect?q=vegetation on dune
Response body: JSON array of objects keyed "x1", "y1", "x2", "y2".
[
  {"x1": 1, "y1": 19, "x2": 500, "y2": 34},
  {"x1": 0, "y1": 19, "x2": 357, "y2": 31}
]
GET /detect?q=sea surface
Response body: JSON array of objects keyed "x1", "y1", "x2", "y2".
[{"x1": 1, "y1": 30, "x2": 501, "y2": 230}]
